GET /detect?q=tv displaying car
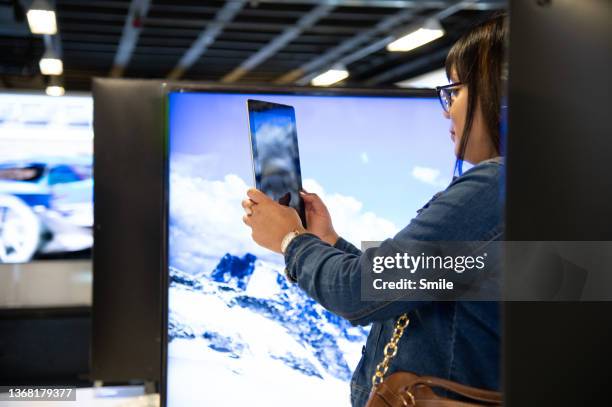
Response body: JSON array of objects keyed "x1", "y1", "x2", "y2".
[
  {"x1": 0, "y1": 93, "x2": 93, "y2": 263},
  {"x1": 164, "y1": 88, "x2": 453, "y2": 406}
]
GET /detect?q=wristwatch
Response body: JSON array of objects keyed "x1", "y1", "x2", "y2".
[
  {"x1": 281, "y1": 229, "x2": 303, "y2": 254},
  {"x1": 282, "y1": 229, "x2": 303, "y2": 284}
]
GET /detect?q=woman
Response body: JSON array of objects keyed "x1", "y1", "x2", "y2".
[{"x1": 242, "y1": 15, "x2": 506, "y2": 407}]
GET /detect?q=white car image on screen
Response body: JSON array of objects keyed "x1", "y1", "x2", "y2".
[{"x1": 0, "y1": 158, "x2": 93, "y2": 263}]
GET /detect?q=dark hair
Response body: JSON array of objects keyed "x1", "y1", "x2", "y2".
[{"x1": 445, "y1": 14, "x2": 507, "y2": 175}]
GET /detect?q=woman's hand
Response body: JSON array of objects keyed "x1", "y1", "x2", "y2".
[
  {"x1": 242, "y1": 188, "x2": 305, "y2": 254},
  {"x1": 300, "y1": 190, "x2": 339, "y2": 246}
]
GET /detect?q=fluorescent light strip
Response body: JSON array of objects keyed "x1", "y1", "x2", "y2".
[
  {"x1": 387, "y1": 22, "x2": 445, "y2": 52},
  {"x1": 40, "y1": 57, "x2": 63, "y2": 75},
  {"x1": 310, "y1": 69, "x2": 349, "y2": 87},
  {"x1": 27, "y1": 9, "x2": 57, "y2": 35},
  {"x1": 45, "y1": 85, "x2": 65, "y2": 97}
]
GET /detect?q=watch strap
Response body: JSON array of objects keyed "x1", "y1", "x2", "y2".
[{"x1": 281, "y1": 229, "x2": 302, "y2": 254}]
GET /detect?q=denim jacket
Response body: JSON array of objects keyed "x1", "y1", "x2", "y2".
[{"x1": 284, "y1": 158, "x2": 504, "y2": 406}]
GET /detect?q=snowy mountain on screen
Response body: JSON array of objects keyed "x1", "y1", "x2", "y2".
[{"x1": 169, "y1": 252, "x2": 368, "y2": 381}]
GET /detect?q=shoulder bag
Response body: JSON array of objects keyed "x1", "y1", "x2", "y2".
[{"x1": 364, "y1": 314, "x2": 502, "y2": 407}]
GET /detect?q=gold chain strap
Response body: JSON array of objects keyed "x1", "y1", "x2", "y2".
[{"x1": 371, "y1": 313, "x2": 410, "y2": 387}]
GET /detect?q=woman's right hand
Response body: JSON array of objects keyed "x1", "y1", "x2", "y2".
[{"x1": 300, "y1": 190, "x2": 339, "y2": 246}]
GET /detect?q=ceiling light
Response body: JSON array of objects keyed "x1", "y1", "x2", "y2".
[
  {"x1": 387, "y1": 19, "x2": 445, "y2": 52},
  {"x1": 46, "y1": 85, "x2": 65, "y2": 97},
  {"x1": 46, "y1": 76, "x2": 65, "y2": 96},
  {"x1": 39, "y1": 50, "x2": 63, "y2": 75},
  {"x1": 27, "y1": 0, "x2": 57, "y2": 35},
  {"x1": 310, "y1": 66, "x2": 349, "y2": 87}
]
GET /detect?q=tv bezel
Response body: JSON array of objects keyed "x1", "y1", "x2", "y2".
[{"x1": 160, "y1": 83, "x2": 438, "y2": 406}]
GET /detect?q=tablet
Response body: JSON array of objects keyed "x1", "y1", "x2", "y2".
[{"x1": 247, "y1": 99, "x2": 306, "y2": 226}]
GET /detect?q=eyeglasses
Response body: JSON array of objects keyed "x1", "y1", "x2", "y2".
[{"x1": 436, "y1": 82, "x2": 464, "y2": 113}]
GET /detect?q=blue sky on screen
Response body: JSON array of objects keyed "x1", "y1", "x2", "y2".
[{"x1": 169, "y1": 91, "x2": 453, "y2": 230}]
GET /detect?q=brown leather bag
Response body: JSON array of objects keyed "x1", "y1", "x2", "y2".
[{"x1": 364, "y1": 314, "x2": 502, "y2": 407}]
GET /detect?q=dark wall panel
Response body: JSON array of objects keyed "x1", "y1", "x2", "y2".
[
  {"x1": 0, "y1": 307, "x2": 90, "y2": 385},
  {"x1": 505, "y1": 1, "x2": 611, "y2": 405},
  {"x1": 92, "y1": 79, "x2": 166, "y2": 382}
]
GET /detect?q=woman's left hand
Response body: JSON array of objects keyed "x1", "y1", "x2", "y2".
[{"x1": 242, "y1": 188, "x2": 305, "y2": 254}]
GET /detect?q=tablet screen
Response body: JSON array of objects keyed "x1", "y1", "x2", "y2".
[{"x1": 247, "y1": 99, "x2": 306, "y2": 225}]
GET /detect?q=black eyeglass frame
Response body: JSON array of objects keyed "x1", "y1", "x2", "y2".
[{"x1": 435, "y1": 82, "x2": 464, "y2": 113}]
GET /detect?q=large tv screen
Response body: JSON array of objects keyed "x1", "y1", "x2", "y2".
[
  {"x1": 165, "y1": 89, "x2": 453, "y2": 406},
  {"x1": 0, "y1": 93, "x2": 93, "y2": 263}
]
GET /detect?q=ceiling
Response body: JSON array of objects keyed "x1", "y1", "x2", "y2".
[{"x1": 1, "y1": 0, "x2": 506, "y2": 92}]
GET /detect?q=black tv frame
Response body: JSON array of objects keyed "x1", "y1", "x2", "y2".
[
  {"x1": 92, "y1": 79, "x2": 168, "y2": 384},
  {"x1": 159, "y1": 83, "x2": 438, "y2": 406},
  {"x1": 91, "y1": 79, "x2": 436, "y2": 394}
]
